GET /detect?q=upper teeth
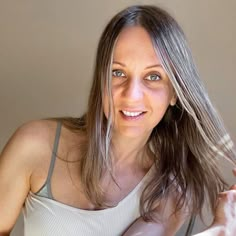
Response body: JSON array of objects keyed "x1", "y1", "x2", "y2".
[{"x1": 122, "y1": 111, "x2": 143, "y2": 117}]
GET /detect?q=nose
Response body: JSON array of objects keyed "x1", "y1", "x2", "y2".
[{"x1": 122, "y1": 78, "x2": 144, "y2": 101}]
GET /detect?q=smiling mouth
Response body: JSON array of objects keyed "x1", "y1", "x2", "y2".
[{"x1": 121, "y1": 110, "x2": 146, "y2": 117}]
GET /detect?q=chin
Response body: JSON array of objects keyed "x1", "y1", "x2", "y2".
[{"x1": 115, "y1": 126, "x2": 151, "y2": 139}]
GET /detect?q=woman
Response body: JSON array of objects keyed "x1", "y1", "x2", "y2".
[{"x1": 0, "y1": 5, "x2": 236, "y2": 236}]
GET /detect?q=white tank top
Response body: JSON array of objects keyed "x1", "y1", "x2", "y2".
[{"x1": 22, "y1": 122, "x2": 154, "y2": 236}]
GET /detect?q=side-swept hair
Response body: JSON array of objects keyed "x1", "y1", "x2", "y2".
[{"x1": 56, "y1": 5, "x2": 236, "y2": 221}]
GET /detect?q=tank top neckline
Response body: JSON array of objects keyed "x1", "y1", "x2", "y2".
[{"x1": 28, "y1": 164, "x2": 155, "y2": 214}]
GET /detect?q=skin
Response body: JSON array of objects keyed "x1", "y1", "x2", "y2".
[
  {"x1": 102, "y1": 26, "x2": 185, "y2": 234},
  {"x1": 103, "y1": 26, "x2": 236, "y2": 235},
  {"x1": 194, "y1": 172, "x2": 236, "y2": 236},
  {"x1": 103, "y1": 26, "x2": 176, "y2": 165},
  {"x1": 0, "y1": 26, "x2": 236, "y2": 236}
]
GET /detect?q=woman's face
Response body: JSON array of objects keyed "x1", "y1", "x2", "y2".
[{"x1": 103, "y1": 26, "x2": 176, "y2": 139}]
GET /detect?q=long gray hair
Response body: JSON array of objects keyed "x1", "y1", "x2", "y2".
[{"x1": 59, "y1": 5, "x2": 236, "y2": 220}]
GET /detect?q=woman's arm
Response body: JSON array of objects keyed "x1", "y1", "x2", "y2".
[
  {"x1": 193, "y1": 226, "x2": 225, "y2": 236},
  {"x1": 124, "y1": 170, "x2": 236, "y2": 236},
  {"x1": 123, "y1": 192, "x2": 189, "y2": 236},
  {"x1": 0, "y1": 121, "x2": 49, "y2": 234},
  {"x1": 122, "y1": 217, "x2": 167, "y2": 236},
  {"x1": 193, "y1": 183, "x2": 236, "y2": 236}
]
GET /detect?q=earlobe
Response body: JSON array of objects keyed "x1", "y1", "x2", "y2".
[{"x1": 170, "y1": 94, "x2": 177, "y2": 106}]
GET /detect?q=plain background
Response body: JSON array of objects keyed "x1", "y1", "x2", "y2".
[{"x1": 0, "y1": 0, "x2": 235, "y2": 235}]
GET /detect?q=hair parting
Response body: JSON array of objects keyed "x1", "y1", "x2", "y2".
[{"x1": 52, "y1": 4, "x2": 236, "y2": 221}]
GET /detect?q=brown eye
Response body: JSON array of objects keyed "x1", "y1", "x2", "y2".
[
  {"x1": 112, "y1": 69, "x2": 126, "y2": 78},
  {"x1": 146, "y1": 74, "x2": 161, "y2": 81}
]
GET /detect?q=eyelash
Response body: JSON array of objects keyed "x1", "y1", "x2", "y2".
[
  {"x1": 112, "y1": 69, "x2": 161, "y2": 81},
  {"x1": 112, "y1": 69, "x2": 126, "y2": 78},
  {"x1": 146, "y1": 74, "x2": 161, "y2": 81}
]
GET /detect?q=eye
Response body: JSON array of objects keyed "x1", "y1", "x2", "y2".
[
  {"x1": 146, "y1": 74, "x2": 161, "y2": 81},
  {"x1": 112, "y1": 69, "x2": 126, "y2": 78}
]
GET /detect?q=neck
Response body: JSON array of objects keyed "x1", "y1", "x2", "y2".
[{"x1": 110, "y1": 132, "x2": 151, "y2": 168}]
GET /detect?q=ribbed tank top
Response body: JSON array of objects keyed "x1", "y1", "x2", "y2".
[{"x1": 22, "y1": 122, "x2": 154, "y2": 236}]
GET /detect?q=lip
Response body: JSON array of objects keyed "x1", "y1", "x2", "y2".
[
  {"x1": 120, "y1": 108, "x2": 147, "y2": 112},
  {"x1": 119, "y1": 110, "x2": 146, "y2": 121},
  {"x1": 121, "y1": 110, "x2": 144, "y2": 113}
]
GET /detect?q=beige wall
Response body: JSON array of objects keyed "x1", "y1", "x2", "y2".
[{"x1": 0, "y1": 0, "x2": 235, "y2": 235}]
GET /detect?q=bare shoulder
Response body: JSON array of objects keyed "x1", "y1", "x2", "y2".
[
  {"x1": 7, "y1": 118, "x2": 84, "y2": 162},
  {"x1": 9, "y1": 118, "x2": 85, "y2": 170},
  {"x1": 0, "y1": 119, "x2": 59, "y2": 232},
  {"x1": 16, "y1": 119, "x2": 57, "y2": 145},
  {"x1": 1, "y1": 119, "x2": 58, "y2": 166},
  {"x1": 0, "y1": 119, "x2": 68, "y2": 190}
]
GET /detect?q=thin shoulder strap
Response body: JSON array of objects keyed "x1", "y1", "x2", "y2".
[
  {"x1": 46, "y1": 121, "x2": 62, "y2": 199},
  {"x1": 185, "y1": 215, "x2": 196, "y2": 236}
]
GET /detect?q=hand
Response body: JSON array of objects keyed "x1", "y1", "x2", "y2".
[
  {"x1": 194, "y1": 169, "x2": 236, "y2": 236},
  {"x1": 210, "y1": 168, "x2": 236, "y2": 236}
]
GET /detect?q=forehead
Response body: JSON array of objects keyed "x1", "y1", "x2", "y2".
[{"x1": 113, "y1": 26, "x2": 161, "y2": 65}]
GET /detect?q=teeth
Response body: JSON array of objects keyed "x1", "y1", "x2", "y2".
[{"x1": 122, "y1": 111, "x2": 143, "y2": 117}]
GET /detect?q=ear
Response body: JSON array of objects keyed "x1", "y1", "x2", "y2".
[{"x1": 170, "y1": 93, "x2": 177, "y2": 106}]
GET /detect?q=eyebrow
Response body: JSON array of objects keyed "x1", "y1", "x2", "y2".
[{"x1": 113, "y1": 61, "x2": 162, "y2": 69}]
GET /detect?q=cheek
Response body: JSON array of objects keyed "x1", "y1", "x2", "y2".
[{"x1": 150, "y1": 87, "x2": 173, "y2": 107}]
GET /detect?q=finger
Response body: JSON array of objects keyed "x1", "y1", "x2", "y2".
[
  {"x1": 232, "y1": 168, "x2": 236, "y2": 176},
  {"x1": 218, "y1": 190, "x2": 236, "y2": 199},
  {"x1": 218, "y1": 190, "x2": 236, "y2": 202},
  {"x1": 229, "y1": 184, "x2": 236, "y2": 190}
]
